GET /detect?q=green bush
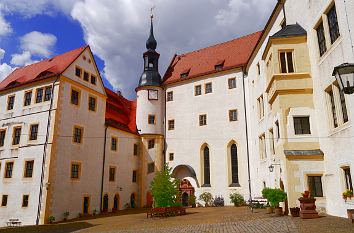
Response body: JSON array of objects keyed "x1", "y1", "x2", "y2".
[
  {"x1": 48, "y1": 216, "x2": 55, "y2": 224},
  {"x1": 198, "y1": 192, "x2": 214, "y2": 207},
  {"x1": 261, "y1": 188, "x2": 272, "y2": 199},
  {"x1": 150, "y1": 164, "x2": 180, "y2": 207},
  {"x1": 267, "y1": 188, "x2": 287, "y2": 207},
  {"x1": 188, "y1": 194, "x2": 196, "y2": 206},
  {"x1": 229, "y1": 192, "x2": 245, "y2": 207}
]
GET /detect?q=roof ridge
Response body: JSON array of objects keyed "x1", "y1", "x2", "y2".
[{"x1": 177, "y1": 31, "x2": 262, "y2": 58}]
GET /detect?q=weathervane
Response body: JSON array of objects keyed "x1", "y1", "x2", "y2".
[{"x1": 150, "y1": 6, "x2": 155, "y2": 19}]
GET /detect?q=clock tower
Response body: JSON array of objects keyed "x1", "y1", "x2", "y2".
[{"x1": 136, "y1": 12, "x2": 164, "y2": 207}]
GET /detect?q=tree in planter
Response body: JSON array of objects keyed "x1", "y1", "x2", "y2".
[
  {"x1": 229, "y1": 192, "x2": 245, "y2": 207},
  {"x1": 267, "y1": 188, "x2": 287, "y2": 216},
  {"x1": 262, "y1": 187, "x2": 274, "y2": 213},
  {"x1": 199, "y1": 192, "x2": 214, "y2": 207},
  {"x1": 188, "y1": 194, "x2": 197, "y2": 207},
  {"x1": 150, "y1": 164, "x2": 180, "y2": 207}
]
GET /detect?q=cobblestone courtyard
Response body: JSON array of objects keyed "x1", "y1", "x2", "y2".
[{"x1": 2, "y1": 207, "x2": 354, "y2": 233}]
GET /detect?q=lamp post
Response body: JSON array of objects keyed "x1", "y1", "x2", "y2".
[{"x1": 333, "y1": 63, "x2": 354, "y2": 94}]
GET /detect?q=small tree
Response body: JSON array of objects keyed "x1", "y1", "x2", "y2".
[
  {"x1": 199, "y1": 192, "x2": 214, "y2": 207},
  {"x1": 229, "y1": 192, "x2": 245, "y2": 207},
  {"x1": 150, "y1": 164, "x2": 180, "y2": 207},
  {"x1": 267, "y1": 188, "x2": 287, "y2": 207}
]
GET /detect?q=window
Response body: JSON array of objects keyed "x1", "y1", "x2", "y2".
[
  {"x1": 326, "y1": 84, "x2": 348, "y2": 128},
  {"x1": 308, "y1": 176, "x2": 323, "y2": 197},
  {"x1": 5, "y1": 162, "x2": 14, "y2": 178},
  {"x1": 0, "y1": 130, "x2": 5, "y2": 147},
  {"x1": 294, "y1": 117, "x2": 311, "y2": 135},
  {"x1": 7, "y1": 95, "x2": 15, "y2": 110},
  {"x1": 24, "y1": 91, "x2": 32, "y2": 106},
  {"x1": 133, "y1": 144, "x2": 138, "y2": 156},
  {"x1": 22, "y1": 195, "x2": 29, "y2": 207},
  {"x1": 230, "y1": 144, "x2": 239, "y2": 185},
  {"x1": 202, "y1": 146, "x2": 210, "y2": 186},
  {"x1": 12, "y1": 127, "x2": 21, "y2": 145},
  {"x1": 257, "y1": 95, "x2": 264, "y2": 119},
  {"x1": 147, "y1": 162, "x2": 155, "y2": 174},
  {"x1": 75, "y1": 67, "x2": 82, "y2": 78},
  {"x1": 275, "y1": 120, "x2": 280, "y2": 140},
  {"x1": 168, "y1": 120, "x2": 175, "y2": 130},
  {"x1": 1, "y1": 195, "x2": 8, "y2": 207},
  {"x1": 327, "y1": 4, "x2": 340, "y2": 44},
  {"x1": 343, "y1": 167, "x2": 353, "y2": 191},
  {"x1": 29, "y1": 124, "x2": 39, "y2": 141},
  {"x1": 215, "y1": 64, "x2": 223, "y2": 71},
  {"x1": 169, "y1": 153, "x2": 174, "y2": 161},
  {"x1": 44, "y1": 86, "x2": 52, "y2": 101},
  {"x1": 195, "y1": 85, "x2": 202, "y2": 96},
  {"x1": 339, "y1": 90, "x2": 349, "y2": 123},
  {"x1": 88, "y1": 96, "x2": 96, "y2": 111},
  {"x1": 71, "y1": 163, "x2": 81, "y2": 179},
  {"x1": 327, "y1": 89, "x2": 338, "y2": 128},
  {"x1": 83, "y1": 71, "x2": 89, "y2": 81},
  {"x1": 24, "y1": 160, "x2": 34, "y2": 178},
  {"x1": 205, "y1": 83, "x2": 212, "y2": 94},
  {"x1": 281, "y1": 19, "x2": 286, "y2": 29},
  {"x1": 111, "y1": 137, "x2": 117, "y2": 151},
  {"x1": 199, "y1": 114, "x2": 207, "y2": 126},
  {"x1": 180, "y1": 72, "x2": 189, "y2": 78},
  {"x1": 148, "y1": 115, "x2": 156, "y2": 125},
  {"x1": 71, "y1": 89, "x2": 80, "y2": 105},
  {"x1": 91, "y1": 75, "x2": 97, "y2": 85},
  {"x1": 269, "y1": 129, "x2": 275, "y2": 155},
  {"x1": 148, "y1": 139, "x2": 155, "y2": 149},
  {"x1": 132, "y1": 170, "x2": 137, "y2": 183},
  {"x1": 36, "y1": 88, "x2": 44, "y2": 103},
  {"x1": 73, "y1": 126, "x2": 83, "y2": 144},
  {"x1": 256, "y1": 63, "x2": 261, "y2": 75},
  {"x1": 167, "y1": 91, "x2": 173, "y2": 102},
  {"x1": 279, "y1": 51, "x2": 294, "y2": 73},
  {"x1": 109, "y1": 167, "x2": 116, "y2": 181},
  {"x1": 259, "y1": 134, "x2": 266, "y2": 160},
  {"x1": 229, "y1": 109, "x2": 237, "y2": 121},
  {"x1": 228, "y1": 78, "x2": 236, "y2": 89},
  {"x1": 316, "y1": 22, "x2": 327, "y2": 56}
]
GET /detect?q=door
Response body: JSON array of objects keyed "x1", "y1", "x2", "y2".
[
  {"x1": 83, "y1": 197, "x2": 90, "y2": 214},
  {"x1": 113, "y1": 194, "x2": 119, "y2": 211},
  {"x1": 130, "y1": 193, "x2": 135, "y2": 208},
  {"x1": 182, "y1": 192, "x2": 189, "y2": 206},
  {"x1": 103, "y1": 194, "x2": 109, "y2": 212}
]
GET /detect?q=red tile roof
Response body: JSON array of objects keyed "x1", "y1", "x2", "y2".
[
  {"x1": 105, "y1": 88, "x2": 138, "y2": 135},
  {"x1": 0, "y1": 46, "x2": 87, "y2": 90},
  {"x1": 163, "y1": 31, "x2": 262, "y2": 85}
]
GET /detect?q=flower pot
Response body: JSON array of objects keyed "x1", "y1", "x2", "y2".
[
  {"x1": 266, "y1": 206, "x2": 274, "y2": 214},
  {"x1": 290, "y1": 207, "x2": 300, "y2": 217},
  {"x1": 347, "y1": 209, "x2": 354, "y2": 223},
  {"x1": 275, "y1": 207, "x2": 283, "y2": 216}
]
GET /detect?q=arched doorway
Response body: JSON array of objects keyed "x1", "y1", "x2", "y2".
[
  {"x1": 103, "y1": 194, "x2": 109, "y2": 212},
  {"x1": 113, "y1": 193, "x2": 120, "y2": 212},
  {"x1": 182, "y1": 192, "x2": 189, "y2": 206},
  {"x1": 130, "y1": 193, "x2": 135, "y2": 208},
  {"x1": 179, "y1": 179, "x2": 195, "y2": 206},
  {"x1": 146, "y1": 191, "x2": 153, "y2": 208}
]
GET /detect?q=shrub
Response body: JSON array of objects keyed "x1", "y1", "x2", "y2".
[
  {"x1": 262, "y1": 188, "x2": 272, "y2": 199},
  {"x1": 48, "y1": 216, "x2": 55, "y2": 224},
  {"x1": 150, "y1": 164, "x2": 180, "y2": 207},
  {"x1": 267, "y1": 188, "x2": 287, "y2": 207},
  {"x1": 199, "y1": 192, "x2": 214, "y2": 207},
  {"x1": 229, "y1": 192, "x2": 245, "y2": 207},
  {"x1": 188, "y1": 194, "x2": 196, "y2": 207}
]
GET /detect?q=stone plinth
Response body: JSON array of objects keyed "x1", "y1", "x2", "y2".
[{"x1": 299, "y1": 197, "x2": 319, "y2": 219}]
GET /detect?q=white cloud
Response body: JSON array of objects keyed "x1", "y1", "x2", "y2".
[
  {"x1": 20, "y1": 31, "x2": 57, "y2": 57},
  {"x1": 0, "y1": 11, "x2": 12, "y2": 36},
  {"x1": 0, "y1": 48, "x2": 15, "y2": 81},
  {"x1": 10, "y1": 51, "x2": 34, "y2": 66},
  {"x1": 71, "y1": 0, "x2": 276, "y2": 98}
]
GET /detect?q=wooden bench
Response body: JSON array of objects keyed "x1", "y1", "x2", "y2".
[
  {"x1": 147, "y1": 206, "x2": 186, "y2": 218},
  {"x1": 6, "y1": 218, "x2": 21, "y2": 227},
  {"x1": 248, "y1": 198, "x2": 267, "y2": 212}
]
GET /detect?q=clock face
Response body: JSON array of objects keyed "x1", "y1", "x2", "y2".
[{"x1": 148, "y1": 89, "x2": 158, "y2": 100}]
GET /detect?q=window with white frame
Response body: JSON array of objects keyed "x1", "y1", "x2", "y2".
[
  {"x1": 279, "y1": 51, "x2": 294, "y2": 73},
  {"x1": 293, "y1": 116, "x2": 311, "y2": 135},
  {"x1": 325, "y1": 83, "x2": 348, "y2": 129},
  {"x1": 257, "y1": 95, "x2": 264, "y2": 119}
]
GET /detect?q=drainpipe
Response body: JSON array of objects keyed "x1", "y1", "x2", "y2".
[
  {"x1": 242, "y1": 69, "x2": 252, "y2": 202},
  {"x1": 163, "y1": 87, "x2": 167, "y2": 168},
  {"x1": 36, "y1": 74, "x2": 60, "y2": 225},
  {"x1": 100, "y1": 126, "x2": 108, "y2": 212}
]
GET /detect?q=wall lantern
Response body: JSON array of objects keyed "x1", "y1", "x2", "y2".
[
  {"x1": 268, "y1": 163, "x2": 281, "y2": 173},
  {"x1": 333, "y1": 63, "x2": 354, "y2": 94}
]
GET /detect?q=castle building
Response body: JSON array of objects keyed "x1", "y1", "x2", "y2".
[{"x1": 1, "y1": 0, "x2": 354, "y2": 226}]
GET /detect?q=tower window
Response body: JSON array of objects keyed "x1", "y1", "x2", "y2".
[
  {"x1": 22, "y1": 195, "x2": 29, "y2": 207},
  {"x1": 279, "y1": 51, "x2": 294, "y2": 73},
  {"x1": 111, "y1": 137, "x2": 117, "y2": 151},
  {"x1": 229, "y1": 109, "x2": 237, "y2": 121},
  {"x1": 109, "y1": 167, "x2": 116, "y2": 181},
  {"x1": 147, "y1": 162, "x2": 155, "y2": 174},
  {"x1": 148, "y1": 62, "x2": 154, "y2": 68},
  {"x1": 167, "y1": 91, "x2": 173, "y2": 102},
  {"x1": 1, "y1": 195, "x2": 8, "y2": 207},
  {"x1": 316, "y1": 22, "x2": 327, "y2": 56},
  {"x1": 132, "y1": 170, "x2": 137, "y2": 183},
  {"x1": 148, "y1": 115, "x2": 156, "y2": 125},
  {"x1": 168, "y1": 120, "x2": 175, "y2": 130},
  {"x1": 70, "y1": 163, "x2": 81, "y2": 179},
  {"x1": 73, "y1": 126, "x2": 83, "y2": 144},
  {"x1": 327, "y1": 4, "x2": 340, "y2": 44},
  {"x1": 199, "y1": 114, "x2": 207, "y2": 126},
  {"x1": 228, "y1": 78, "x2": 236, "y2": 89},
  {"x1": 169, "y1": 153, "x2": 174, "y2": 161},
  {"x1": 148, "y1": 139, "x2": 155, "y2": 149},
  {"x1": 293, "y1": 116, "x2": 311, "y2": 135},
  {"x1": 134, "y1": 144, "x2": 138, "y2": 155}
]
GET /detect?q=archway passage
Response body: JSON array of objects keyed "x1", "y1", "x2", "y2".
[
  {"x1": 113, "y1": 194, "x2": 120, "y2": 212},
  {"x1": 130, "y1": 193, "x2": 136, "y2": 208},
  {"x1": 172, "y1": 164, "x2": 199, "y2": 188},
  {"x1": 103, "y1": 194, "x2": 109, "y2": 212},
  {"x1": 179, "y1": 179, "x2": 195, "y2": 206}
]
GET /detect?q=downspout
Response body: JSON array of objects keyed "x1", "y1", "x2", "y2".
[
  {"x1": 36, "y1": 74, "x2": 60, "y2": 225},
  {"x1": 163, "y1": 87, "x2": 167, "y2": 168},
  {"x1": 242, "y1": 69, "x2": 252, "y2": 202},
  {"x1": 100, "y1": 126, "x2": 108, "y2": 212}
]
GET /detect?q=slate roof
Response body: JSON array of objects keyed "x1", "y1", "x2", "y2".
[
  {"x1": 284, "y1": 149, "x2": 324, "y2": 156},
  {"x1": 163, "y1": 31, "x2": 262, "y2": 85},
  {"x1": 270, "y1": 24, "x2": 307, "y2": 39}
]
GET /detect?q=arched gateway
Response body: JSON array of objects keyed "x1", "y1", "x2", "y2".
[{"x1": 172, "y1": 165, "x2": 198, "y2": 206}]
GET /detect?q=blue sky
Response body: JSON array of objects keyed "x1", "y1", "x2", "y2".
[{"x1": 0, "y1": 0, "x2": 275, "y2": 99}]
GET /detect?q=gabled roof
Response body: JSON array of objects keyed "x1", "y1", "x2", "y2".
[
  {"x1": 0, "y1": 46, "x2": 87, "y2": 91},
  {"x1": 163, "y1": 31, "x2": 262, "y2": 85},
  {"x1": 105, "y1": 88, "x2": 138, "y2": 135},
  {"x1": 270, "y1": 24, "x2": 307, "y2": 39}
]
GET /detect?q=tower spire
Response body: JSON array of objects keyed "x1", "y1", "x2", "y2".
[{"x1": 146, "y1": 6, "x2": 157, "y2": 50}]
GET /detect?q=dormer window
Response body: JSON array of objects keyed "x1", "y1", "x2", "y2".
[
  {"x1": 215, "y1": 60, "x2": 225, "y2": 71},
  {"x1": 180, "y1": 68, "x2": 190, "y2": 78}
]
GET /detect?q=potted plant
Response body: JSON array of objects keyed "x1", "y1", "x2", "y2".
[
  {"x1": 290, "y1": 207, "x2": 300, "y2": 217},
  {"x1": 267, "y1": 188, "x2": 287, "y2": 216},
  {"x1": 189, "y1": 194, "x2": 197, "y2": 208},
  {"x1": 262, "y1": 188, "x2": 273, "y2": 214},
  {"x1": 198, "y1": 192, "x2": 214, "y2": 207},
  {"x1": 301, "y1": 191, "x2": 310, "y2": 198},
  {"x1": 63, "y1": 211, "x2": 69, "y2": 221},
  {"x1": 343, "y1": 189, "x2": 353, "y2": 201},
  {"x1": 229, "y1": 192, "x2": 245, "y2": 207},
  {"x1": 48, "y1": 216, "x2": 55, "y2": 224}
]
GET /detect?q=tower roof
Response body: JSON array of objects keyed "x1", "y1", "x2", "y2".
[
  {"x1": 146, "y1": 17, "x2": 157, "y2": 50},
  {"x1": 270, "y1": 23, "x2": 307, "y2": 39}
]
